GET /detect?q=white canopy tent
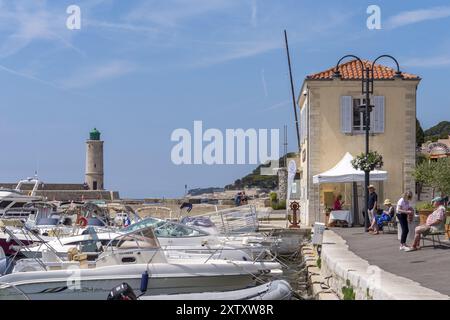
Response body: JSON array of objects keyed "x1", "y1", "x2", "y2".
[
  {"x1": 312, "y1": 152, "x2": 388, "y2": 226},
  {"x1": 313, "y1": 152, "x2": 388, "y2": 184}
]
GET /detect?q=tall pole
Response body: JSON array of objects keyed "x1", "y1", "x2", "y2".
[
  {"x1": 364, "y1": 67, "x2": 371, "y2": 232},
  {"x1": 284, "y1": 30, "x2": 301, "y2": 153}
]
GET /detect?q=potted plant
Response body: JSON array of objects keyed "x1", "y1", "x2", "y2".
[
  {"x1": 269, "y1": 192, "x2": 278, "y2": 209},
  {"x1": 351, "y1": 151, "x2": 384, "y2": 172},
  {"x1": 416, "y1": 201, "x2": 435, "y2": 225},
  {"x1": 413, "y1": 158, "x2": 450, "y2": 230},
  {"x1": 414, "y1": 158, "x2": 450, "y2": 201}
]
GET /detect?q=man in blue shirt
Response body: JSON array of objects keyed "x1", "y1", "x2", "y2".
[{"x1": 367, "y1": 185, "x2": 378, "y2": 222}]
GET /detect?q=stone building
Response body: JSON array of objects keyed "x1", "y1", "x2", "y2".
[
  {"x1": 296, "y1": 59, "x2": 420, "y2": 226},
  {"x1": 0, "y1": 129, "x2": 119, "y2": 201},
  {"x1": 420, "y1": 135, "x2": 450, "y2": 160},
  {"x1": 85, "y1": 128, "x2": 104, "y2": 190}
]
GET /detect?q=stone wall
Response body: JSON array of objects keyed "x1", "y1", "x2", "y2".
[
  {"x1": 34, "y1": 190, "x2": 120, "y2": 201},
  {"x1": 277, "y1": 168, "x2": 288, "y2": 201},
  {"x1": 0, "y1": 183, "x2": 86, "y2": 191}
]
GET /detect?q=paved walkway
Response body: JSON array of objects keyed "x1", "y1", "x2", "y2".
[{"x1": 333, "y1": 227, "x2": 450, "y2": 296}]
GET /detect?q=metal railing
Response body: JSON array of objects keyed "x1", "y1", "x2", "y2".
[{"x1": 191, "y1": 205, "x2": 259, "y2": 235}]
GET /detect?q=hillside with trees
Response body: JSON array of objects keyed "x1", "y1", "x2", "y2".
[
  {"x1": 224, "y1": 152, "x2": 297, "y2": 190},
  {"x1": 424, "y1": 121, "x2": 450, "y2": 142}
]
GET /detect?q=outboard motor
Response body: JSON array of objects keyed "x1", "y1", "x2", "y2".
[{"x1": 107, "y1": 283, "x2": 137, "y2": 300}]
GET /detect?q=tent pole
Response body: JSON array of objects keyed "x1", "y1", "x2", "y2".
[{"x1": 352, "y1": 182, "x2": 359, "y2": 226}]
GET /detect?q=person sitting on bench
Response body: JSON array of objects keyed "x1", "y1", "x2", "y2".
[
  {"x1": 405, "y1": 197, "x2": 445, "y2": 251},
  {"x1": 369, "y1": 199, "x2": 394, "y2": 234}
]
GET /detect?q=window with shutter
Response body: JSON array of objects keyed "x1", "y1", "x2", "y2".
[
  {"x1": 340, "y1": 96, "x2": 352, "y2": 134},
  {"x1": 372, "y1": 96, "x2": 385, "y2": 133}
]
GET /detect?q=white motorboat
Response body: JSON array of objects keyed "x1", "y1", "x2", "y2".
[
  {"x1": 1, "y1": 200, "x2": 124, "y2": 256},
  {"x1": 20, "y1": 217, "x2": 274, "y2": 261},
  {"x1": 0, "y1": 178, "x2": 43, "y2": 221},
  {"x1": 0, "y1": 226, "x2": 281, "y2": 300}
]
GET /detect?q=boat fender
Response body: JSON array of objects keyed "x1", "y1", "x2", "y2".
[
  {"x1": 76, "y1": 216, "x2": 88, "y2": 227},
  {"x1": 140, "y1": 270, "x2": 149, "y2": 293}
]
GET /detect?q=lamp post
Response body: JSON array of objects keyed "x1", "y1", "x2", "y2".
[{"x1": 334, "y1": 55, "x2": 402, "y2": 232}]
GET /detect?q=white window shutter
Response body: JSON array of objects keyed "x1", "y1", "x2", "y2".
[
  {"x1": 303, "y1": 105, "x2": 308, "y2": 142},
  {"x1": 340, "y1": 96, "x2": 352, "y2": 134},
  {"x1": 300, "y1": 108, "x2": 304, "y2": 143},
  {"x1": 373, "y1": 96, "x2": 385, "y2": 133}
]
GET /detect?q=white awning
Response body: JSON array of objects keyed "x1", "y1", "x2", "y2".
[{"x1": 313, "y1": 152, "x2": 388, "y2": 184}]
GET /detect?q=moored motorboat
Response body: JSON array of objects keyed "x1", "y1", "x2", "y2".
[
  {"x1": 0, "y1": 226, "x2": 282, "y2": 300},
  {"x1": 20, "y1": 217, "x2": 275, "y2": 261},
  {"x1": 109, "y1": 280, "x2": 293, "y2": 300}
]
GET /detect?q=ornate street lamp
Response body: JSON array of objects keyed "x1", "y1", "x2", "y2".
[{"x1": 333, "y1": 54, "x2": 403, "y2": 232}]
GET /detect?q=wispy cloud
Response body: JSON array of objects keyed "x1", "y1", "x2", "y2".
[
  {"x1": 190, "y1": 39, "x2": 282, "y2": 68},
  {"x1": 261, "y1": 68, "x2": 268, "y2": 97},
  {"x1": 386, "y1": 6, "x2": 450, "y2": 29},
  {"x1": 84, "y1": 19, "x2": 159, "y2": 34},
  {"x1": 61, "y1": 61, "x2": 136, "y2": 89},
  {"x1": 0, "y1": 63, "x2": 63, "y2": 90},
  {"x1": 264, "y1": 100, "x2": 290, "y2": 111},
  {"x1": 403, "y1": 55, "x2": 450, "y2": 68},
  {"x1": 251, "y1": 0, "x2": 258, "y2": 27},
  {"x1": 0, "y1": 63, "x2": 89, "y2": 98},
  {"x1": 125, "y1": 0, "x2": 234, "y2": 28},
  {"x1": 0, "y1": 1, "x2": 85, "y2": 58}
]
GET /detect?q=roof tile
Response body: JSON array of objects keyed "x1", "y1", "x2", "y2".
[{"x1": 306, "y1": 59, "x2": 419, "y2": 80}]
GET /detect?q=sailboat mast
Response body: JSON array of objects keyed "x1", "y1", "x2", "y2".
[{"x1": 284, "y1": 29, "x2": 301, "y2": 153}]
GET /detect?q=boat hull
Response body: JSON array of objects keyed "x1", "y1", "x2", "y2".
[{"x1": 0, "y1": 262, "x2": 274, "y2": 300}]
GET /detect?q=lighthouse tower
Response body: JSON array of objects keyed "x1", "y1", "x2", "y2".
[{"x1": 85, "y1": 128, "x2": 104, "y2": 190}]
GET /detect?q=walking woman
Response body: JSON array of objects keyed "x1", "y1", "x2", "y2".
[{"x1": 396, "y1": 191, "x2": 413, "y2": 251}]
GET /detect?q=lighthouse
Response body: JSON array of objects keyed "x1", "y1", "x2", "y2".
[{"x1": 85, "y1": 128, "x2": 104, "y2": 190}]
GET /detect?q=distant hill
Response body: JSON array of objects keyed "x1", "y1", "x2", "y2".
[
  {"x1": 224, "y1": 152, "x2": 297, "y2": 190},
  {"x1": 424, "y1": 121, "x2": 450, "y2": 142},
  {"x1": 188, "y1": 187, "x2": 224, "y2": 196}
]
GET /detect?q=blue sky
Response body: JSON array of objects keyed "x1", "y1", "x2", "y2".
[{"x1": 0, "y1": 0, "x2": 449, "y2": 198}]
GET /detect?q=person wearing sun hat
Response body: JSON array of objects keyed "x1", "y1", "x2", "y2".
[
  {"x1": 405, "y1": 196, "x2": 446, "y2": 252},
  {"x1": 369, "y1": 198, "x2": 395, "y2": 234}
]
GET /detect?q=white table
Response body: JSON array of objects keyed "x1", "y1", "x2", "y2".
[{"x1": 329, "y1": 210, "x2": 353, "y2": 225}]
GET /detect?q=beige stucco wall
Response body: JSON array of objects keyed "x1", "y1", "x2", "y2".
[{"x1": 298, "y1": 78, "x2": 419, "y2": 226}]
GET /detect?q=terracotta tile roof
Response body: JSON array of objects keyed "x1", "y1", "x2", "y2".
[{"x1": 306, "y1": 59, "x2": 419, "y2": 80}]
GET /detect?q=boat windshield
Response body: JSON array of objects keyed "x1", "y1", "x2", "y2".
[
  {"x1": 122, "y1": 217, "x2": 160, "y2": 232},
  {"x1": 123, "y1": 217, "x2": 208, "y2": 237},
  {"x1": 108, "y1": 226, "x2": 160, "y2": 250},
  {"x1": 153, "y1": 220, "x2": 208, "y2": 237}
]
